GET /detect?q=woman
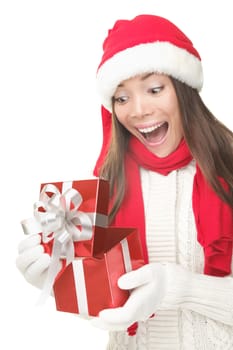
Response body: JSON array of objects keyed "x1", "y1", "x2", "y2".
[{"x1": 16, "y1": 14, "x2": 233, "y2": 349}]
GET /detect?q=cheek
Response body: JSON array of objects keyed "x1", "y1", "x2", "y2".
[
  {"x1": 114, "y1": 109, "x2": 127, "y2": 126},
  {"x1": 173, "y1": 116, "x2": 183, "y2": 138},
  {"x1": 164, "y1": 90, "x2": 180, "y2": 116},
  {"x1": 168, "y1": 101, "x2": 182, "y2": 128}
]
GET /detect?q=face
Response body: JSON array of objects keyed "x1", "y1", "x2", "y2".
[{"x1": 113, "y1": 73, "x2": 183, "y2": 157}]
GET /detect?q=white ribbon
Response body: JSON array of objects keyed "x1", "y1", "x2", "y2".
[
  {"x1": 120, "y1": 238, "x2": 132, "y2": 273},
  {"x1": 21, "y1": 183, "x2": 93, "y2": 303},
  {"x1": 73, "y1": 259, "x2": 89, "y2": 315}
]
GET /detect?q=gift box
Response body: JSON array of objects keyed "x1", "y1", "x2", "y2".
[
  {"x1": 21, "y1": 177, "x2": 145, "y2": 314},
  {"x1": 53, "y1": 226, "x2": 145, "y2": 316}
]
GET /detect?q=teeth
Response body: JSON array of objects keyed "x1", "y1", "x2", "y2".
[{"x1": 138, "y1": 122, "x2": 165, "y2": 133}]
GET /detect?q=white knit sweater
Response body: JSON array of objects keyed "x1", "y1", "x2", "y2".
[{"x1": 106, "y1": 161, "x2": 233, "y2": 350}]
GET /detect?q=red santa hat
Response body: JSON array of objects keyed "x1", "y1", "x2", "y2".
[{"x1": 96, "y1": 14, "x2": 203, "y2": 111}]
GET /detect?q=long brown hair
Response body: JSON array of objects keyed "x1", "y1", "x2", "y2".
[
  {"x1": 100, "y1": 77, "x2": 233, "y2": 221},
  {"x1": 100, "y1": 111, "x2": 130, "y2": 221}
]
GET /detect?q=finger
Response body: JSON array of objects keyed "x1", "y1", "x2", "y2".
[
  {"x1": 99, "y1": 307, "x2": 134, "y2": 326},
  {"x1": 99, "y1": 283, "x2": 155, "y2": 325},
  {"x1": 120, "y1": 284, "x2": 155, "y2": 320},
  {"x1": 118, "y1": 264, "x2": 152, "y2": 290},
  {"x1": 91, "y1": 316, "x2": 129, "y2": 331},
  {"x1": 18, "y1": 234, "x2": 42, "y2": 254},
  {"x1": 16, "y1": 245, "x2": 44, "y2": 273},
  {"x1": 24, "y1": 254, "x2": 51, "y2": 283}
]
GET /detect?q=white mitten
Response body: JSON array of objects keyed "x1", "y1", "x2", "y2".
[
  {"x1": 92, "y1": 262, "x2": 233, "y2": 331},
  {"x1": 91, "y1": 263, "x2": 168, "y2": 331},
  {"x1": 16, "y1": 234, "x2": 58, "y2": 290}
]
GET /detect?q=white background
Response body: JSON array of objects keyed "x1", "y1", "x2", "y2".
[{"x1": 1, "y1": 0, "x2": 232, "y2": 349}]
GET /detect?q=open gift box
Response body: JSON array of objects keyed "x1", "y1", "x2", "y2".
[
  {"x1": 53, "y1": 226, "x2": 145, "y2": 316},
  {"x1": 21, "y1": 177, "x2": 145, "y2": 316}
]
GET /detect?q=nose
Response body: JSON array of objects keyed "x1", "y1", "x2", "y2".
[{"x1": 129, "y1": 94, "x2": 153, "y2": 119}]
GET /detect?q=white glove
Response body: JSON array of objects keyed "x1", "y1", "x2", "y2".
[
  {"x1": 16, "y1": 234, "x2": 57, "y2": 290},
  {"x1": 91, "y1": 263, "x2": 168, "y2": 331},
  {"x1": 91, "y1": 262, "x2": 233, "y2": 331}
]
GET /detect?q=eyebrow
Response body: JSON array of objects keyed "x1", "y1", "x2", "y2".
[{"x1": 117, "y1": 73, "x2": 155, "y2": 87}]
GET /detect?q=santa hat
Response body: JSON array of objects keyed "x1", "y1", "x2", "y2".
[{"x1": 96, "y1": 14, "x2": 203, "y2": 111}]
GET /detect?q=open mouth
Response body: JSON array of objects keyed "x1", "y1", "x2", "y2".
[{"x1": 138, "y1": 122, "x2": 169, "y2": 144}]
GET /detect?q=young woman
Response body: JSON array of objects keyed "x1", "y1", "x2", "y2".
[{"x1": 16, "y1": 14, "x2": 233, "y2": 349}]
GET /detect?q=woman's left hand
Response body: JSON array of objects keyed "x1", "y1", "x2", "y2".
[{"x1": 91, "y1": 263, "x2": 168, "y2": 331}]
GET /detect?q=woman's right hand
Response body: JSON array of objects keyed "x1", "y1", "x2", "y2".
[{"x1": 16, "y1": 234, "x2": 52, "y2": 289}]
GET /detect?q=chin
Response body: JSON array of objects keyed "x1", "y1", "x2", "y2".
[{"x1": 148, "y1": 144, "x2": 177, "y2": 158}]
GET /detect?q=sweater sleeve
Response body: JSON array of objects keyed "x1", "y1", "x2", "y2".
[{"x1": 161, "y1": 263, "x2": 233, "y2": 326}]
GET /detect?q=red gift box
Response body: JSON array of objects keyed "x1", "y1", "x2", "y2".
[
  {"x1": 21, "y1": 177, "x2": 145, "y2": 313},
  {"x1": 53, "y1": 226, "x2": 145, "y2": 316}
]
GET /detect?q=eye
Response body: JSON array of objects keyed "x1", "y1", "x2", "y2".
[
  {"x1": 149, "y1": 86, "x2": 163, "y2": 94},
  {"x1": 113, "y1": 95, "x2": 129, "y2": 104}
]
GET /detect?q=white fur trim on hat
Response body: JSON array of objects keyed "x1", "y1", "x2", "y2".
[{"x1": 96, "y1": 41, "x2": 203, "y2": 111}]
